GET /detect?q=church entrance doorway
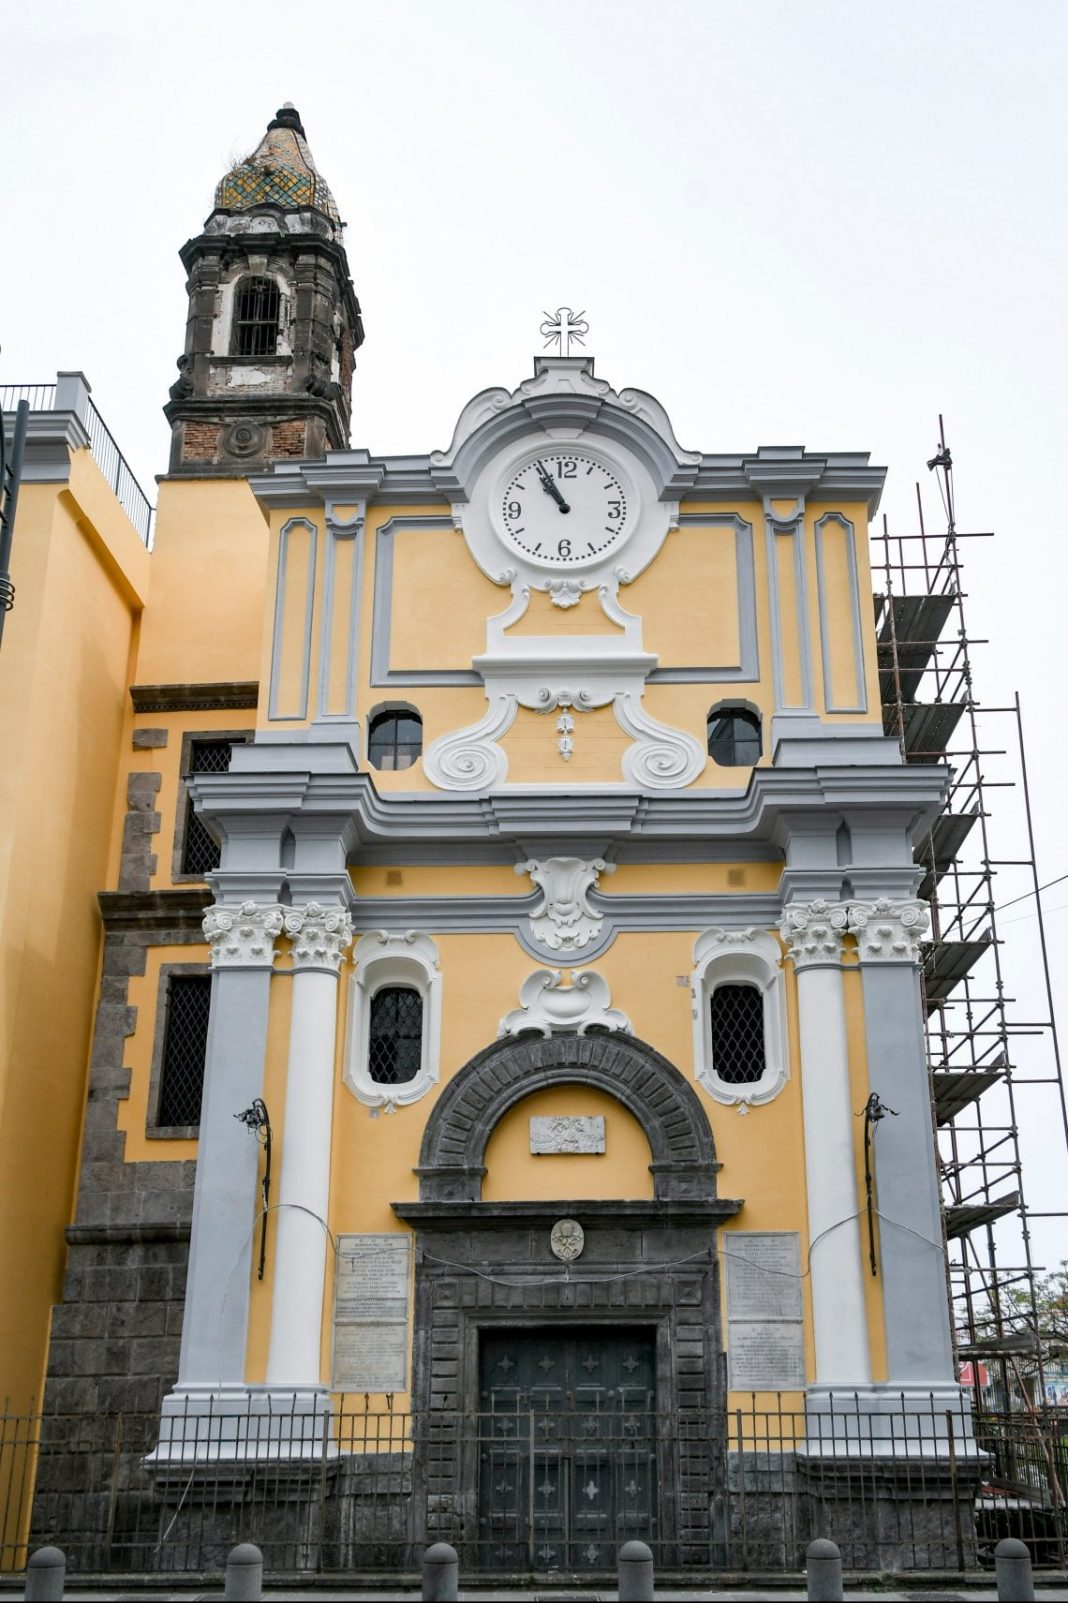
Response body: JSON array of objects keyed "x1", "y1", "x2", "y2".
[
  {"x1": 477, "y1": 1326, "x2": 657, "y2": 1570},
  {"x1": 394, "y1": 1031, "x2": 743, "y2": 1571}
]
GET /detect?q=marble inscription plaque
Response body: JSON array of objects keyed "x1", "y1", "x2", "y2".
[
  {"x1": 332, "y1": 1235, "x2": 411, "y2": 1391},
  {"x1": 530, "y1": 1115, "x2": 606, "y2": 1154},
  {"x1": 728, "y1": 1321, "x2": 807, "y2": 1391},
  {"x1": 724, "y1": 1232, "x2": 805, "y2": 1389}
]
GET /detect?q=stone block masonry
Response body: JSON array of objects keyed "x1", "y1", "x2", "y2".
[{"x1": 38, "y1": 898, "x2": 207, "y2": 1428}]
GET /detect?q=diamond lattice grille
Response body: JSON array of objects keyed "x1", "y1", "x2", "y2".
[
  {"x1": 158, "y1": 975, "x2": 211, "y2": 1127},
  {"x1": 181, "y1": 741, "x2": 234, "y2": 877},
  {"x1": 368, "y1": 986, "x2": 423, "y2": 1084},
  {"x1": 710, "y1": 983, "x2": 765, "y2": 1084}
]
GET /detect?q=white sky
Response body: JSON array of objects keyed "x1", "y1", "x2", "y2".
[{"x1": 3, "y1": 0, "x2": 1066, "y2": 1278}]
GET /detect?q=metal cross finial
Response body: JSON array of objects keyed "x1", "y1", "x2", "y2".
[{"x1": 540, "y1": 307, "x2": 589, "y2": 357}]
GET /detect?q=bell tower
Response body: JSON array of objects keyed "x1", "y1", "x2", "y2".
[{"x1": 164, "y1": 104, "x2": 364, "y2": 475}]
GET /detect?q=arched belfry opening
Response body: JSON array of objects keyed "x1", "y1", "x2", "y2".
[{"x1": 393, "y1": 1032, "x2": 743, "y2": 1570}]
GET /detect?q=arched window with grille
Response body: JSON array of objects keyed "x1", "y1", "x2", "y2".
[
  {"x1": 709, "y1": 983, "x2": 765, "y2": 1085},
  {"x1": 368, "y1": 986, "x2": 423, "y2": 1085},
  {"x1": 231, "y1": 275, "x2": 280, "y2": 356},
  {"x1": 367, "y1": 708, "x2": 423, "y2": 771},
  {"x1": 344, "y1": 932, "x2": 442, "y2": 1109},
  {"x1": 691, "y1": 930, "x2": 788, "y2": 1108}
]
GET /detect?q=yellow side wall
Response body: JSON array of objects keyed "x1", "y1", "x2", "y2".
[
  {"x1": 0, "y1": 458, "x2": 146, "y2": 1416},
  {"x1": 137, "y1": 478, "x2": 268, "y2": 688}
]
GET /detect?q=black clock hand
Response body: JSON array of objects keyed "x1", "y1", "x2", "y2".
[{"x1": 535, "y1": 461, "x2": 570, "y2": 514}]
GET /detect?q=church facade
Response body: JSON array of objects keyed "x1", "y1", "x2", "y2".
[{"x1": 7, "y1": 108, "x2": 978, "y2": 1575}]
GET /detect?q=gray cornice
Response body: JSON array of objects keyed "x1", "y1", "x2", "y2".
[
  {"x1": 190, "y1": 752, "x2": 949, "y2": 852},
  {"x1": 392, "y1": 1198, "x2": 742, "y2": 1229},
  {"x1": 66, "y1": 1223, "x2": 191, "y2": 1246},
  {"x1": 250, "y1": 445, "x2": 887, "y2": 515},
  {"x1": 131, "y1": 681, "x2": 259, "y2": 713},
  {"x1": 7, "y1": 412, "x2": 91, "y2": 482},
  {"x1": 247, "y1": 367, "x2": 887, "y2": 515},
  {"x1": 98, "y1": 889, "x2": 212, "y2": 933},
  {"x1": 350, "y1": 890, "x2": 785, "y2": 959}
]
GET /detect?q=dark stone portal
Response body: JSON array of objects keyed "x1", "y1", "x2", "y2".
[
  {"x1": 477, "y1": 1325, "x2": 657, "y2": 1571},
  {"x1": 393, "y1": 1031, "x2": 743, "y2": 1572}
]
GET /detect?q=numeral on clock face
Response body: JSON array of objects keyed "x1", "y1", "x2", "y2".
[{"x1": 500, "y1": 452, "x2": 629, "y2": 565}]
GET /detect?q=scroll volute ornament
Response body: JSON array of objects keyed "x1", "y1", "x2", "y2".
[{"x1": 778, "y1": 899, "x2": 850, "y2": 970}]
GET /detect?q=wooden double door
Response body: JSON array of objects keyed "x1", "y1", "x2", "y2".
[{"x1": 476, "y1": 1326, "x2": 658, "y2": 1571}]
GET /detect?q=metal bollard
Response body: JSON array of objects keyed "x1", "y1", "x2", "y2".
[
  {"x1": 995, "y1": 1537, "x2": 1035, "y2": 1602},
  {"x1": 223, "y1": 1542, "x2": 263, "y2": 1601},
  {"x1": 618, "y1": 1538, "x2": 654, "y2": 1602},
  {"x1": 422, "y1": 1541, "x2": 459, "y2": 1602},
  {"x1": 806, "y1": 1537, "x2": 844, "y2": 1603},
  {"x1": 24, "y1": 1547, "x2": 65, "y2": 1602}
]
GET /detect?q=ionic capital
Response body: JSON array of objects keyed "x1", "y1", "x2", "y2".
[
  {"x1": 779, "y1": 899, "x2": 850, "y2": 970},
  {"x1": 203, "y1": 901, "x2": 284, "y2": 968},
  {"x1": 284, "y1": 902, "x2": 354, "y2": 974},
  {"x1": 848, "y1": 898, "x2": 930, "y2": 964}
]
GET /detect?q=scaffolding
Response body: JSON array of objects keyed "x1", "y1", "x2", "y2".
[{"x1": 873, "y1": 420, "x2": 1068, "y2": 1411}]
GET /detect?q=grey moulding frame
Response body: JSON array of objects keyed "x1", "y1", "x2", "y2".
[
  {"x1": 145, "y1": 962, "x2": 213, "y2": 1140},
  {"x1": 646, "y1": 513, "x2": 760, "y2": 684},
  {"x1": 316, "y1": 504, "x2": 366, "y2": 723},
  {"x1": 765, "y1": 505, "x2": 815, "y2": 714},
  {"x1": 814, "y1": 511, "x2": 868, "y2": 715},
  {"x1": 371, "y1": 517, "x2": 481, "y2": 688},
  {"x1": 268, "y1": 516, "x2": 318, "y2": 721},
  {"x1": 171, "y1": 729, "x2": 252, "y2": 885}
]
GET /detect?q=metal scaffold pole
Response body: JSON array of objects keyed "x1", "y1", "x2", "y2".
[{"x1": 873, "y1": 420, "x2": 1068, "y2": 1416}]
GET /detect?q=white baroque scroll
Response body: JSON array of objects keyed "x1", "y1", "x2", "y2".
[
  {"x1": 498, "y1": 968, "x2": 631, "y2": 1038},
  {"x1": 422, "y1": 693, "x2": 517, "y2": 791},
  {"x1": 615, "y1": 691, "x2": 706, "y2": 790},
  {"x1": 517, "y1": 856, "x2": 615, "y2": 953}
]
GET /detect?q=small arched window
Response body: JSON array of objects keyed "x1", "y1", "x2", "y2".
[
  {"x1": 691, "y1": 930, "x2": 788, "y2": 1108},
  {"x1": 232, "y1": 276, "x2": 280, "y2": 357},
  {"x1": 368, "y1": 986, "x2": 424, "y2": 1085},
  {"x1": 345, "y1": 932, "x2": 441, "y2": 1109},
  {"x1": 707, "y1": 707, "x2": 762, "y2": 767},
  {"x1": 710, "y1": 983, "x2": 765, "y2": 1084},
  {"x1": 368, "y1": 709, "x2": 423, "y2": 771}
]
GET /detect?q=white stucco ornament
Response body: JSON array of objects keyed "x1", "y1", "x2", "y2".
[
  {"x1": 284, "y1": 902, "x2": 354, "y2": 973},
  {"x1": 550, "y1": 1219, "x2": 585, "y2": 1262},
  {"x1": 778, "y1": 899, "x2": 850, "y2": 970},
  {"x1": 848, "y1": 898, "x2": 930, "y2": 963},
  {"x1": 203, "y1": 901, "x2": 284, "y2": 968},
  {"x1": 518, "y1": 856, "x2": 615, "y2": 953},
  {"x1": 498, "y1": 969, "x2": 631, "y2": 1038}
]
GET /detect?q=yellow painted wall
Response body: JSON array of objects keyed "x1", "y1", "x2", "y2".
[
  {"x1": 0, "y1": 456, "x2": 145, "y2": 1417},
  {"x1": 255, "y1": 488, "x2": 882, "y2": 793},
  {"x1": 483, "y1": 1086, "x2": 654, "y2": 1202},
  {"x1": 624, "y1": 521, "x2": 742, "y2": 668},
  {"x1": 137, "y1": 478, "x2": 268, "y2": 688},
  {"x1": 118, "y1": 944, "x2": 209, "y2": 1161}
]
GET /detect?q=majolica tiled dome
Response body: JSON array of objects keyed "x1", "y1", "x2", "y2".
[{"x1": 215, "y1": 105, "x2": 341, "y2": 233}]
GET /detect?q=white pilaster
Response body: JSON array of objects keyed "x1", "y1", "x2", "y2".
[
  {"x1": 779, "y1": 899, "x2": 871, "y2": 1385},
  {"x1": 160, "y1": 902, "x2": 283, "y2": 1446},
  {"x1": 265, "y1": 903, "x2": 352, "y2": 1391}
]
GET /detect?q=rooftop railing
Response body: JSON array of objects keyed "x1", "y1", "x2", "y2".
[{"x1": 0, "y1": 374, "x2": 153, "y2": 548}]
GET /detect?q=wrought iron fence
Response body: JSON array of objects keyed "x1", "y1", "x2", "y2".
[
  {"x1": 1, "y1": 1398, "x2": 1066, "y2": 1579},
  {"x1": 0, "y1": 383, "x2": 153, "y2": 546}
]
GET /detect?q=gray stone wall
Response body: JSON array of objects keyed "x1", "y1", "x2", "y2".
[{"x1": 39, "y1": 892, "x2": 208, "y2": 1425}]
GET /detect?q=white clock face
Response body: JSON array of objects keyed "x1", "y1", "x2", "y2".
[{"x1": 498, "y1": 451, "x2": 630, "y2": 566}]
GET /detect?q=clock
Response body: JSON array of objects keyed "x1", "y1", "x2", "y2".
[{"x1": 496, "y1": 448, "x2": 633, "y2": 568}]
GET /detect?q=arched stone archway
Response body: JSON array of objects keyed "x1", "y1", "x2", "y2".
[
  {"x1": 414, "y1": 1030, "x2": 720, "y2": 1203},
  {"x1": 393, "y1": 1032, "x2": 743, "y2": 1570}
]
